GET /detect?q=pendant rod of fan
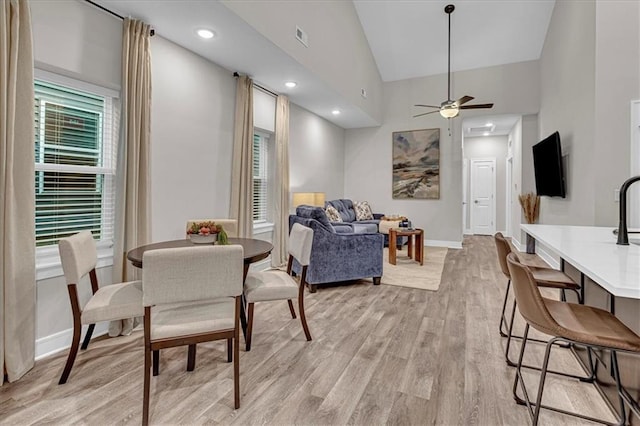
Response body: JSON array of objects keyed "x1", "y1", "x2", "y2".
[{"x1": 447, "y1": 5, "x2": 452, "y2": 102}]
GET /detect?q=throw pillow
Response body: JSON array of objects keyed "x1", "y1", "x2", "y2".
[
  {"x1": 354, "y1": 201, "x2": 374, "y2": 221},
  {"x1": 325, "y1": 205, "x2": 342, "y2": 222}
]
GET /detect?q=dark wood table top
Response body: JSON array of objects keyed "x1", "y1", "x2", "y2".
[
  {"x1": 126, "y1": 238, "x2": 274, "y2": 269},
  {"x1": 390, "y1": 228, "x2": 423, "y2": 236}
]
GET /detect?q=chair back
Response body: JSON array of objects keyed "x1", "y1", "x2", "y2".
[
  {"x1": 506, "y1": 253, "x2": 559, "y2": 334},
  {"x1": 142, "y1": 245, "x2": 243, "y2": 306},
  {"x1": 58, "y1": 230, "x2": 97, "y2": 285},
  {"x1": 288, "y1": 223, "x2": 314, "y2": 266},
  {"x1": 494, "y1": 232, "x2": 512, "y2": 279},
  {"x1": 186, "y1": 219, "x2": 238, "y2": 238}
]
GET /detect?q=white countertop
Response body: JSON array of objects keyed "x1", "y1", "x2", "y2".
[{"x1": 521, "y1": 224, "x2": 640, "y2": 299}]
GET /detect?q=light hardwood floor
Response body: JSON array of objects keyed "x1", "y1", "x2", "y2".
[{"x1": 0, "y1": 236, "x2": 615, "y2": 425}]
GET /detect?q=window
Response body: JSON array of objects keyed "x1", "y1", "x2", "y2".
[
  {"x1": 34, "y1": 77, "x2": 117, "y2": 249},
  {"x1": 252, "y1": 132, "x2": 269, "y2": 223}
]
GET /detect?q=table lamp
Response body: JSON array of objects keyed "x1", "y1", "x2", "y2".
[{"x1": 292, "y1": 192, "x2": 326, "y2": 207}]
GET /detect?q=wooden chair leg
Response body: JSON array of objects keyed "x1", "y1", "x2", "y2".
[
  {"x1": 298, "y1": 288, "x2": 312, "y2": 342},
  {"x1": 227, "y1": 339, "x2": 232, "y2": 362},
  {"x1": 246, "y1": 303, "x2": 255, "y2": 351},
  {"x1": 187, "y1": 344, "x2": 196, "y2": 372},
  {"x1": 143, "y1": 346, "x2": 151, "y2": 426},
  {"x1": 81, "y1": 324, "x2": 95, "y2": 350},
  {"x1": 287, "y1": 299, "x2": 297, "y2": 318},
  {"x1": 59, "y1": 321, "x2": 81, "y2": 384},
  {"x1": 152, "y1": 350, "x2": 159, "y2": 376},
  {"x1": 234, "y1": 296, "x2": 240, "y2": 409}
]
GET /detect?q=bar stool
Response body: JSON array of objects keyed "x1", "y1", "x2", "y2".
[
  {"x1": 506, "y1": 253, "x2": 640, "y2": 425},
  {"x1": 494, "y1": 232, "x2": 581, "y2": 366}
]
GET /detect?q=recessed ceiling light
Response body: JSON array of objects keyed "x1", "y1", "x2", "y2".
[
  {"x1": 197, "y1": 29, "x2": 215, "y2": 39},
  {"x1": 483, "y1": 132, "x2": 490, "y2": 136},
  {"x1": 285, "y1": 81, "x2": 297, "y2": 88},
  {"x1": 332, "y1": 109, "x2": 341, "y2": 115},
  {"x1": 485, "y1": 122, "x2": 493, "y2": 127}
]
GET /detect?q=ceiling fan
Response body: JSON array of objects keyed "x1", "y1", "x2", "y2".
[{"x1": 414, "y1": 4, "x2": 494, "y2": 119}]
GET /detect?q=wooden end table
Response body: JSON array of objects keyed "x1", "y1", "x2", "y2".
[{"x1": 389, "y1": 228, "x2": 424, "y2": 265}]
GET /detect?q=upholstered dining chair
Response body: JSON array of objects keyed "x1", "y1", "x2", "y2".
[
  {"x1": 186, "y1": 218, "x2": 238, "y2": 238},
  {"x1": 57, "y1": 230, "x2": 143, "y2": 384},
  {"x1": 141, "y1": 245, "x2": 243, "y2": 425},
  {"x1": 494, "y1": 232, "x2": 581, "y2": 366},
  {"x1": 506, "y1": 253, "x2": 640, "y2": 425},
  {"x1": 242, "y1": 223, "x2": 314, "y2": 351}
]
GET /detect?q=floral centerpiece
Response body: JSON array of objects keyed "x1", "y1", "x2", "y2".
[{"x1": 186, "y1": 221, "x2": 228, "y2": 244}]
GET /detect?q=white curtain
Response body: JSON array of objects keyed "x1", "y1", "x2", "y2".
[
  {"x1": 271, "y1": 95, "x2": 290, "y2": 267},
  {"x1": 0, "y1": 0, "x2": 35, "y2": 384},
  {"x1": 112, "y1": 18, "x2": 152, "y2": 335},
  {"x1": 229, "y1": 75, "x2": 254, "y2": 238}
]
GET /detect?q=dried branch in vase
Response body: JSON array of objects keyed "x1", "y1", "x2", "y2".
[{"x1": 518, "y1": 192, "x2": 540, "y2": 224}]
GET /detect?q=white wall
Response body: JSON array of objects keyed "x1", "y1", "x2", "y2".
[
  {"x1": 345, "y1": 61, "x2": 540, "y2": 247},
  {"x1": 539, "y1": 0, "x2": 596, "y2": 226},
  {"x1": 150, "y1": 36, "x2": 236, "y2": 242},
  {"x1": 464, "y1": 135, "x2": 508, "y2": 232},
  {"x1": 30, "y1": 0, "x2": 122, "y2": 357},
  {"x1": 593, "y1": 0, "x2": 640, "y2": 226},
  {"x1": 289, "y1": 103, "x2": 346, "y2": 204}
]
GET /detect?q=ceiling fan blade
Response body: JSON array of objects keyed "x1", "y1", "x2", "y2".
[
  {"x1": 460, "y1": 103, "x2": 494, "y2": 110},
  {"x1": 456, "y1": 95, "x2": 474, "y2": 105},
  {"x1": 413, "y1": 110, "x2": 441, "y2": 118},
  {"x1": 414, "y1": 104, "x2": 440, "y2": 109}
]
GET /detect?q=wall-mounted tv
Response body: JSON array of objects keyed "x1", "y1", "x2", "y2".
[{"x1": 532, "y1": 131, "x2": 566, "y2": 198}]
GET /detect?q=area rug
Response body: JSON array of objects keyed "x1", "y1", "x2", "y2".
[{"x1": 377, "y1": 246, "x2": 448, "y2": 291}]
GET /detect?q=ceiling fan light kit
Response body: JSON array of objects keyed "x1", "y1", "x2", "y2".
[{"x1": 414, "y1": 4, "x2": 494, "y2": 119}]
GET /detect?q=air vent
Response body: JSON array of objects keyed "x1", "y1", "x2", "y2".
[
  {"x1": 296, "y1": 26, "x2": 308, "y2": 47},
  {"x1": 469, "y1": 125, "x2": 495, "y2": 133}
]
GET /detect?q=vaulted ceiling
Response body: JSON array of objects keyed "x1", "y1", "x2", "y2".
[{"x1": 97, "y1": 0, "x2": 555, "y2": 129}]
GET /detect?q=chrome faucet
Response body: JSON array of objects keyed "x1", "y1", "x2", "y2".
[{"x1": 617, "y1": 175, "x2": 640, "y2": 245}]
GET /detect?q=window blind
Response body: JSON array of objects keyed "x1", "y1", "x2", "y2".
[
  {"x1": 252, "y1": 133, "x2": 268, "y2": 222},
  {"x1": 34, "y1": 80, "x2": 117, "y2": 247}
]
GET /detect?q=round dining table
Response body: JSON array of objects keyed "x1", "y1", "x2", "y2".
[{"x1": 126, "y1": 237, "x2": 274, "y2": 280}]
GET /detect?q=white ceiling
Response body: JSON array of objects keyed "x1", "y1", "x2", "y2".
[
  {"x1": 95, "y1": 1, "x2": 555, "y2": 129},
  {"x1": 354, "y1": 0, "x2": 555, "y2": 82},
  {"x1": 462, "y1": 114, "x2": 520, "y2": 138}
]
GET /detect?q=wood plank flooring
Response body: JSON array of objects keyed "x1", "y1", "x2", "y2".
[{"x1": 0, "y1": 236, "x2": 615, "y2": 425}]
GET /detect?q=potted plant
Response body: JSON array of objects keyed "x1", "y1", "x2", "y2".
[{"x1": 186, "y1": 221, "x2": 229, "y2": 245}]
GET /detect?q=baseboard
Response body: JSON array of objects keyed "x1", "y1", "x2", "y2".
[
  {"x1": 534, "y1": 243, "x2": 559, "y2": 269},
  {"x1": 36, "y1": 323, "x2": 109, "y2": 361},
  {"x1": 511, "y1": 236, "x2": 524, "y2": 252},
  {"x1": 425, "y1": 239, "x2": 462, "y2": 249}
]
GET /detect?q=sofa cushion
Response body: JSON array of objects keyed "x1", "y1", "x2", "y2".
[
  {"x1": 325, "y1": 205, "x2": 342, "y2": 222},
  {"x1": 326, "y1": 199, "x2": 356, "y2": 222},
  {"x1": 354, "y1": 201, "x2": 374, "y2": 221},
  {"x1": 296, "y1": 205, "x2": 334, "y2": 232},
  {"x1": 352, "y1": 223, "x2": 378, "y2": 234}
]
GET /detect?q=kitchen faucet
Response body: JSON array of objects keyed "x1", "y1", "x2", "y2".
[{"x1": 617, "y1": 175, "x2": 640, "y2": 245}]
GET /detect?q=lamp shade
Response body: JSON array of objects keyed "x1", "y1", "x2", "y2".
[{"x1": 292, "y1": 192, "x2": 325, "y2": 207}]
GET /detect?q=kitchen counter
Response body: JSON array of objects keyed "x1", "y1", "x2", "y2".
[{"x1": 521, "y1": 224, "x2": 640, "y2": 299}]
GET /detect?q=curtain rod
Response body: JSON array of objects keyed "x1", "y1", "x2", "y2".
[
  {"x1": 233, "y1": 72, "x2": 278, "y2": 97},
  {"x1": 84, "y1": 0, "x2": 155, "y2": 36}
]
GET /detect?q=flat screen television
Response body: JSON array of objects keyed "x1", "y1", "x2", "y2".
[{"x1": 532, "y1": 131, "x2": 566, "y2": 198}]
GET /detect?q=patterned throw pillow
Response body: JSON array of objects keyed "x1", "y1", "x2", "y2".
[
  {"x1": 325, "y1": 205, "x2": 343, "y2": 222},
  {"x1": 354, "y1": 201, "x2": 374, "y2": 221}
]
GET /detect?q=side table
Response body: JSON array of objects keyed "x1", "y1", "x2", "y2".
[{"x1": 389, "y1": 228, "x2": 424, "y2": 265}]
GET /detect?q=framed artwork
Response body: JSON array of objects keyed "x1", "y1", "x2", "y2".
[{"x1": 392, "y1": 128, "x2": 440, "y2": 199}]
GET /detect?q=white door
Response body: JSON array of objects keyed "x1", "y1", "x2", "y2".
[{"x1": 470, "y1": 158, "x2": 496, "y2": 235}]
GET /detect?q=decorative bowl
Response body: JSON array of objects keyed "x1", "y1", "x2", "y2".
[{"x1": 189, "y1": 233, "x2": 217, "y2": 244}]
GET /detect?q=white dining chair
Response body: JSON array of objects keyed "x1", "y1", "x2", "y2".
[
  {"x1": 141, "y1": 245, "x2": 243, "y2": 425},
  {"x1": 242, "y1": 223, "x2": 314, "y2": 351},
  {"x1": 57, "y1": 230, "x2": 143, "y2": 384}
]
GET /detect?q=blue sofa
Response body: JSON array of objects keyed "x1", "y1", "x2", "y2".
[
  {"x1": 325, "y1": 198, "x2": 406, "y2": 248},
  {"x1": 289, "y1": 205, "x2": 383, "y2": 292}
]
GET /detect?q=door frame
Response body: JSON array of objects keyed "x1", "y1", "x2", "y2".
[
  {"x1": 505, "y1": 156, "x2": 513, "y2": 237},
  {"x1": 462, "y1": 158, "x2": 470, "y2": 234},
  {"x1": 470, "y1": 157, "x2": 497, "y2": 235},
  {"x1": 631, "y1": 100, "x2": 640, "y2": 228}
]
